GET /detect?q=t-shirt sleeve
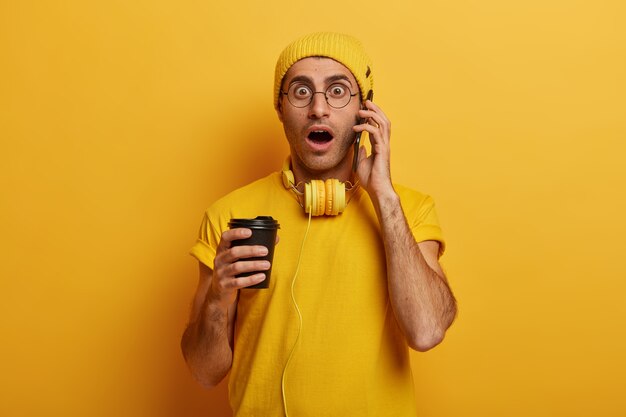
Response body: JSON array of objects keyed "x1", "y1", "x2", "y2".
[
  {"x1": 189, "y1": 210, "x2": 222, "y2": 268},
  {"x1": 404, "y1": 193, "x2": 446, "y2": 257}
]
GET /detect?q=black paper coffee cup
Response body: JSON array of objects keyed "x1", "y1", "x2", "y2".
[{"x1": 228, "y1": 216, "x2": 280, "y2": 289}]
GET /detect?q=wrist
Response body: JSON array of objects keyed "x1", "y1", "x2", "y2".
[
  {"x1": 371, "y1": 186, "x2": 402, "y2": 225},
  {"x1": 206, "y1": 285, "x2": 234, "y2": 314},
  {"x1": 371, "y1": 187, "x2": 400, "y2": 212}
]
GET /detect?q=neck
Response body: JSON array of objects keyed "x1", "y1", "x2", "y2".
[{"x1": 289, "y1": 154, "x2": 355, "y2": 186}]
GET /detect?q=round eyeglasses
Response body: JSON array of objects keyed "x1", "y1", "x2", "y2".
[{"x1": 281, "y1": 83, "x2": 358, "y2": 109}]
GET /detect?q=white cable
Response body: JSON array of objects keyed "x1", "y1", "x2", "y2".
[{"x1": 281, "y1": 209, "x2": 312, "y2": 417}]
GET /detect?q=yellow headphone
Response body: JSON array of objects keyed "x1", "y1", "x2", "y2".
[{"x1": 281, "y1": 158, "x2": 348, "y2": 216}]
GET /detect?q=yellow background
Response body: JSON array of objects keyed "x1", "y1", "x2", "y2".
[{"x1": 1, "y1": 0, "x2": 625, "y2": 416}]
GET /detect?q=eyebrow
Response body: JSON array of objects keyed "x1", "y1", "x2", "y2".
[{"x1": 287, "y1": 74, "x2": 354, "y2": 87}]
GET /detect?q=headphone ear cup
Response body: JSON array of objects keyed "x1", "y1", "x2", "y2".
[
  {"x1": 325, "y1": 179, "x2": 346, "y2": 215},
  {"x1": 333, "y1": 180, "x2": 346, "y2": 215},
  {"x1": 304, "y1": 181, "x2": 312, "y2": 214},
  {"x1": 324, "y1": 179, "x2": 334, "y2": 216},
  {"x1": 313, "y1": 180, "x2": 326, "y2": 216},
  {"x1": 303, "y1": 179, "x2": 347, "y2": 216},
  {"x1": 304, "y1": 181, "x2": 323, "y2": 216},
  {"x1": 282, "y1": 169, "x2": 295, "y2": 189}
]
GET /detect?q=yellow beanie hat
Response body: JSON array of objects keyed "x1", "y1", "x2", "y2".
[{"x1": 274, "y1": 32, "x2": 374, "y2": 110}]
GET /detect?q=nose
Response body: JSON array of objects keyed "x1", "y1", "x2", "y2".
[{"x1": 308, "y1": 92, "x2": 330, "y2": 119}]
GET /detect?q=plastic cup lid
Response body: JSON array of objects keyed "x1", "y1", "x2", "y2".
[{"x1": 228, "y1": 216, "x2": 280, "y2": 229}]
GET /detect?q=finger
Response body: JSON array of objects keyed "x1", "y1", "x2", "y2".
[
  {"x1": 214, "y1": 258, "x2": 270, "y2": 290},
  {"x1": 357, "y1": 109, "x2": 388, "y2": 134},
  {"x1": 353, "y1": 123, "x2": 382, "y2": 143},
  {"x1": 217, "y1": 228, "x2": 252, "y2": 252},
  {"x1": 354, "y1": 127, "x2": 391, "y2": 160},
  {"x1": 364, "y1": 100, "x2": 389, "y2": 121},
  {"x1": 226, "y1": 259, "x2": 271, "y2": 279},
  {"x1": 215, "y1": 245, "x2": 269, "y2": 272},
  {"x1": 358, "y1": 145, "x2": 368, "y2": 165},
  {"x1": 227, "y1": 273, "x2": 267, "y2": 290},
  {"x1": 355, "y1": 146, "x2": 371, "y2": 183},
  {"x1": 215, "y1": 272, "x2": 267, "y2": 292},
  {"x1": 360, "y1": 101, "x2": 390, "y2": 126},
  {"x1": 355, "y1": 114, "x2": 391, "y2": 150},
  {"x1": 227, "y1": 244, "x2": 269, "y2": 261}
]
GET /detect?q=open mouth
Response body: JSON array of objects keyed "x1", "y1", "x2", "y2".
[{"x1": 308, "y1": 130, "x2": 334, "y2": 143}]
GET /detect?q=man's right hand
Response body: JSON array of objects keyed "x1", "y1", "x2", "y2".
[{"x1": 210, "y1": 228, "x2": 271, "y2": 308}]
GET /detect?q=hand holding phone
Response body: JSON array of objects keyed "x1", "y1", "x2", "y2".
[{"x1": 352, "y1": 90, "x2": 374, "y2": 172}]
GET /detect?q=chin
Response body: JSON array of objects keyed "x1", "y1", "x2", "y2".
[{"x1": 304, "y1": 155, "x2": 349, "y2": 177}]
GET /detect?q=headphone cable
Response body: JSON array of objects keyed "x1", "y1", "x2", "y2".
[{"x1": 281, "y1": 209, "x2": 312, "y2": 417}]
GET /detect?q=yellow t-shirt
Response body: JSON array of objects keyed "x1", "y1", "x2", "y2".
[{"x1": 190, "y1": 172, "x2": 444, "y2": 417}]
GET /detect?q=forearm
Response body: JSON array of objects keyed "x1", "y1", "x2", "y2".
[
  {"x1": 181, "y1": 294, "x2": 233, "y2": 388},
  {"x1": 373, "y1": 191, "x2": 457, "y2": 351}
]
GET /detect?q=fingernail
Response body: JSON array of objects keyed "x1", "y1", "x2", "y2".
[{"x1": 259, "y1": 247, "x2": 268, "y2": 256}]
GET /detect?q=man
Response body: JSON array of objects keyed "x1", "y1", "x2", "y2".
[{"x1": 182, "y1": 32, "x2": 457, "y2": 416}]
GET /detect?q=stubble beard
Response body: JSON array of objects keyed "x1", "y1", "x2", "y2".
[{"x1": 287, "y1": 126, "x2": 356, "y2": 180}]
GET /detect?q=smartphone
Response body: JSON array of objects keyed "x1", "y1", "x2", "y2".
[{"x1": 352, "y1": 89, "x2": 374, "y2": 172}]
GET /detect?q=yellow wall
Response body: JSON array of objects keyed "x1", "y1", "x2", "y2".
[{"x1": 1, "y1": 0, "x2": 625, "y2": 416}]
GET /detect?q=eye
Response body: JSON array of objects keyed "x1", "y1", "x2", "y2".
[
  {"x1": 328, "y1": 84, "x2": 348, "y2": 98},
  {"x1": 292, "y1": 84, "x2": 312, "y2": 98}
]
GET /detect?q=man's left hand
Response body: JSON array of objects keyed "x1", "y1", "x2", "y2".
[{"x1": 353, "y1": 100, "x2": 395, "y2": 199}]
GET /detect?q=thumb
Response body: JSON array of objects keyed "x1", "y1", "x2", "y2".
[
  {"x1": 356, "y1": 145, "x2": 369, "y2": 181},
  {"x1": 359, "y1": 145, "x2": 367, "y2": 162}
]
